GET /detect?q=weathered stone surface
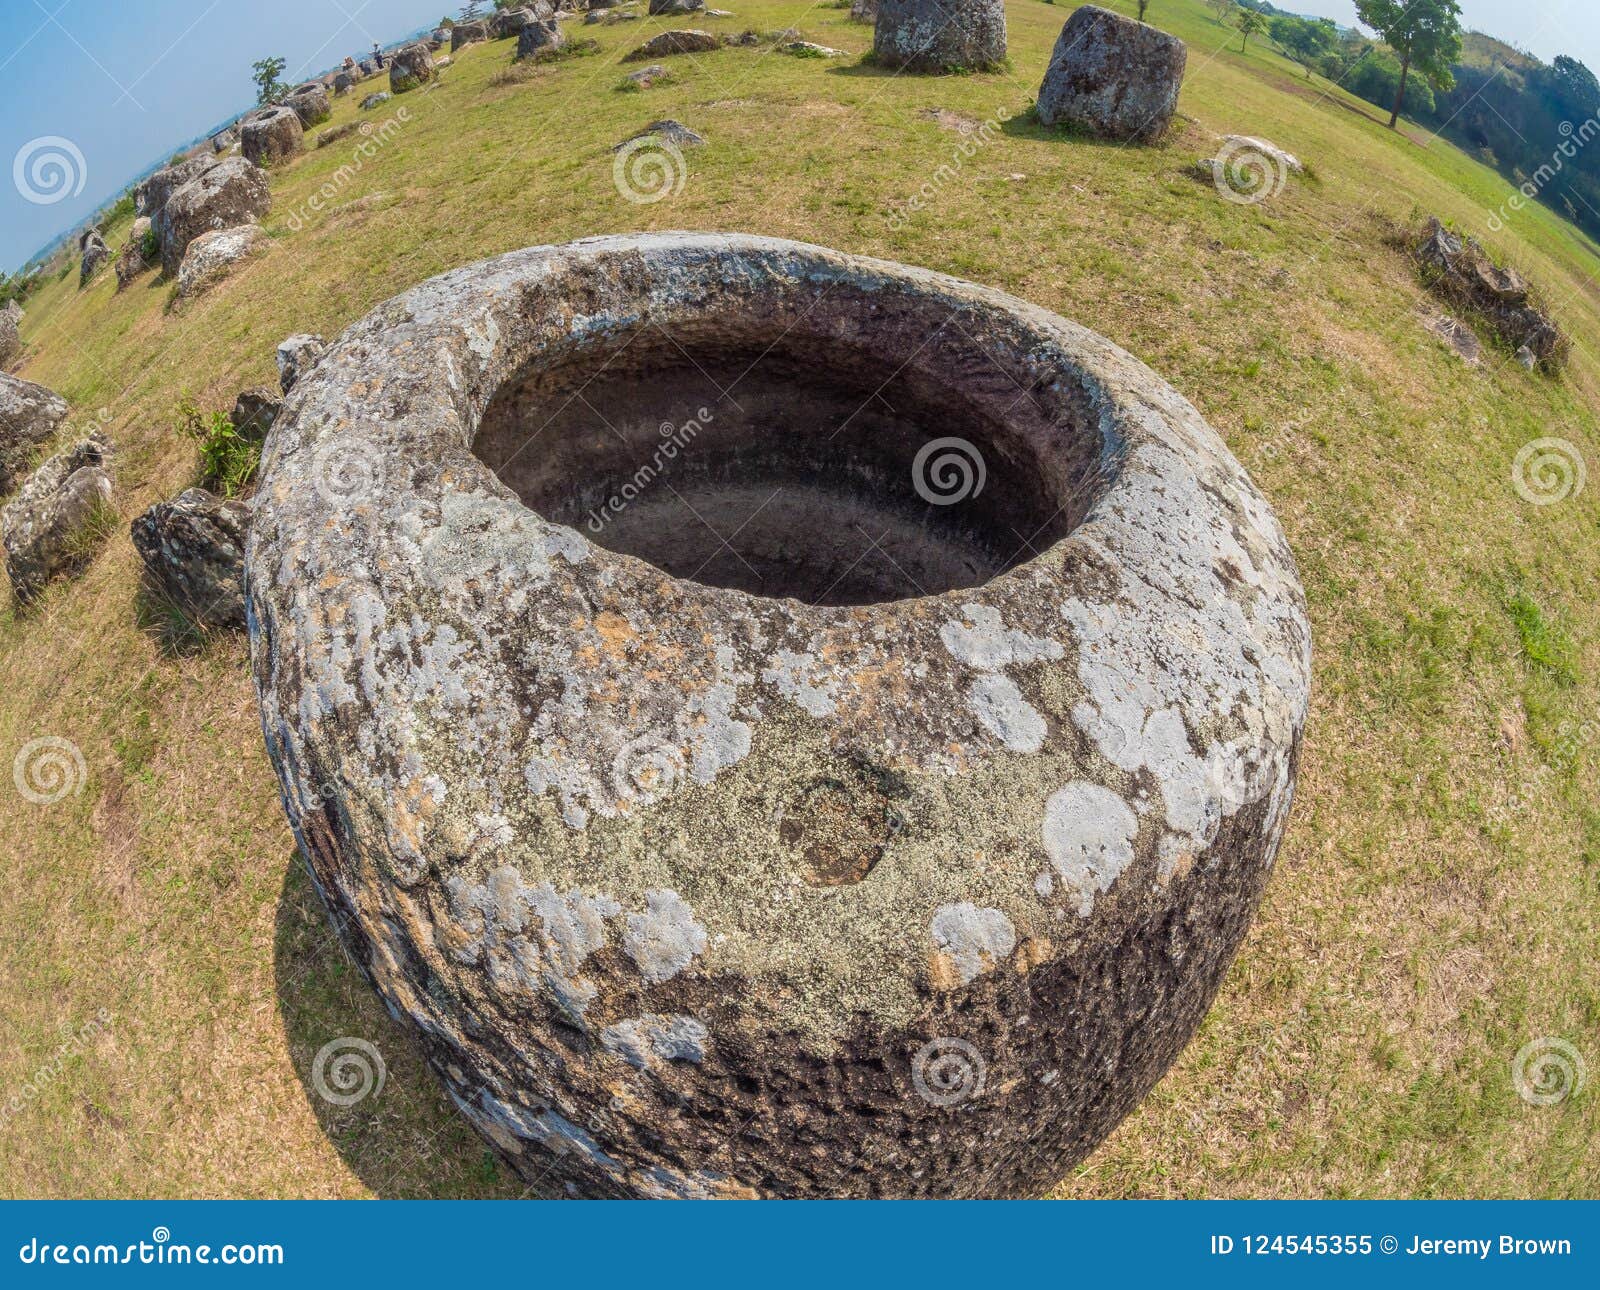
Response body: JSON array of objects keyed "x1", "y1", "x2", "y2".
[
  {"x1": 285, "y1": 84, "x2": 333, "y2": 127},
  {"x1": 782, "y1": 40, "x2": 843, "y2": 56},
  {"x1": 247, "y1": 233, "x2": 1311, "y2": 1199},
  {"x1": 360, "y1": 91, "x2": 392, "y2": 110},
  {"x1": 623, "y1": 28, "x2": 719, "y2": 59},
  {"x1": 212, "y1": 128, "x2": 237, "y2": 152},
  {"x1": 1413, "y1": 216, "x2": 1568, "y2": 371},
  {"x1": 79, "y1": 231, "x2": 110, "y2": 286},
  {"x1": 389, "y1": 43, "x2": 435, "y2": 93},
  {"x1": 176, "y1": 224, "x2": 271, "y2": 299},
  {"x1": 452, "y1": 19, "x2": 490, "y2": 49},
  {"x1": 241, "y1": 105, "x2": 304, "y2": 167},
  {"x1": 135, "y1": 153, "x2": 220, "y2": 218},
  {"x1": 0, "y1": 303, "x2": 20, "y2": 369},
  {"x1": 153, "y1": 156, "x2": 272, "y2": 276},
  {"x1": 333, "y1": 70, "x2": 356, "y2": 95},
  {"x1": 874, "y1": 0, "x2": 1005, "y2": 73},
  {"x1": 132, "y1": 487, "x2": 252, "y2": 628},
  {"x1": 622, "y1": 61, "x2": 670, "y2": 84},
  {"x1": 275, "y1": 333, "x2": 326, "y2": 394},
  {"x1": 516, "y1": 19, "x2": 566, "y2": 57},
  {"x1": 113, "y1": 218, "x2": 154, "y2": 291},
  {"x1": 492, "y1": 5, "x2": 552, "y2": 36},
  {"x1": 2, "y1": 432, "x2": 114, "y2": 604},
  {"x1": 231, "y1": 386, "x2": 283, "y2": 443},
  {"x1": 649, "y1": 0, "x2": 703, "y2": 13},
  {"x1": 0, "y1": 372, "x2": 69, "y2": 496},
  {"x1": 850, "y1": 0, "x2": 876, "y2": 20},
  {"x1": 1036, "y1": 5, "x2": 1186, "y2": 142}
]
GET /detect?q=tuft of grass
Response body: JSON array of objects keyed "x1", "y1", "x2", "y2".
[
  {"x1": 1505, "y1": 590, "x2": 1580, "y2": 687},
  {"x1": 60, "y1": 495, "x2": 120, "y2": 570}
]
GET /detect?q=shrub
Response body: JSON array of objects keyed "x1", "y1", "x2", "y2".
[{"x1": 176, "y1": 394, "x2": 260, "y2": 497}]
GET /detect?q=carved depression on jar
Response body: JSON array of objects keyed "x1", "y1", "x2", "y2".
[{"x1": 247, "y1": 233, "x2": 1312, "y2": 1198}]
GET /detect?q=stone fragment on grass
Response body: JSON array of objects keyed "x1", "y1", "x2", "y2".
[
  {"x1": 0, "y1": 372, "x2": 69, "y2": 496},
  {"x1": 612, "y1": 119, "x2": 706, "y2": 150},
  {"x1": 176, "y1": 225, "x2": 270, "y2": 300},
  {"x1": 623, "y1": 29, "x2": 719, "y2": 59},
  {"x1": 360, "y1": 91, "x2": 392, "y2": 110},
  {"x1": 2, "y1": 432, "x2": 114, "y2": 604},
  {"x1": 79, "y1": 230, "x2": 110, "y2": 286},
  {"x1": 131, "y1": 488, "x2": 253, "y2": 629}
]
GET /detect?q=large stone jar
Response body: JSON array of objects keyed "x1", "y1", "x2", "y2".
[{"x1": 247, "y1": 233, "x2": 1311, "y2": 1198}]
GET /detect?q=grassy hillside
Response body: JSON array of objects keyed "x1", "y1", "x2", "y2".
[{"x1": 1, "y1": 0, "x2": 1595, "y2": 1198}]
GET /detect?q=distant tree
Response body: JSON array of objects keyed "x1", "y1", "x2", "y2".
[
  {"x1": 458, "y1": 0, "x2": 484, "y2": 20},
  {"x1": 1355, "y1": 0, "x2": 1463, "y2": 128},
  {"x1": 1235, "y1": 9, "x2": 1265, "y2": 53},
  {"x1": 250, "y1": 55, "x2": 289, "y2": 106},
  {"x1": 1271, "y1": 15, "x2": 1337, "y2": 78},
  {"x1": 1137, "y1": 0, "x2": 1150, "y2": 21},
  {"x1": 1537, "y1": 54, "x2": 1600, "y2": 120},
  {"x1": 1206, "y1": 0, "x2": 1238, "y2": 23}
]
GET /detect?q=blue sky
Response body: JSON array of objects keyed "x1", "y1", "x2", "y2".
[
  {"x1": 0, "y1": 0, "x2": 452, "y2": 273},
  {"x1": 3, "y1": 1, "x2": 1599, "y2": 274}
]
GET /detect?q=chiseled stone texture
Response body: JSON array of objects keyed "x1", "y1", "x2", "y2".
[
  {"x1": 873, "y1": 0, "x2": 1006, "y2": 74},
  {"x1": 247, "y1": 232, "x2": 1311, "y2": 1198},
  {"x1": 1036, "y1": 5, "x2": 1187, "y2": 142}
]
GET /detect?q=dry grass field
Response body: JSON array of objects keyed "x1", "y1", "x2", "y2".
[{"x1": 0, "y1": 0, "x2": 1595, "y2": 1197}]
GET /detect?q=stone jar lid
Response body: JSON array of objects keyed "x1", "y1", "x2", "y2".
[{"x1": 248, "y1": 232, "x2": 1311, "y2": 1198}]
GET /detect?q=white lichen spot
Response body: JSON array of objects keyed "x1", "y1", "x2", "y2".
[
  {"x1": 622, "y1": 889, "x2": 707, "y2": 984},
  {"x1": 601, "y1": 1014, "x2": 710, "y2": 1069},
  {"x1": 966, "y1": 673, "x2": 1046, "y2": 753},
  {"x1": 1041, "y1": 782, "x2": 1139, "y2": 917},
  {"x1": 930, "y1": 902, "x2": 1017, "y2": 984},
  {"x1": 940, "y1": 604, "x2": 1063, "y2": 671},
  {"x1": 762, "y1": 650, "x2": 839, "y2": 717}
]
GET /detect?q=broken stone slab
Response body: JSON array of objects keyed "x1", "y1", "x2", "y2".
[
  {"x1": 649, "y1": 0, "x2": 703, "y2": 12},
  {"x1": 153, "y1": 156, "x2": 272, "y2": 276},
  {"x1": 452, "y1": 19, "x2": 490, "y2": 49},
  {"x1": 360, "y1": 91, "x2": 392, "y2": 110},
  {"x1": 131, "y1": 487, "x2": 252, "y2": 629},
  {"x1": 275, "y1": 334, "x2": 326, "y2": 394},
  {"x1": 0, "y1": 372, "x2": 70, "y2": 496},
  {"x1": 175, "y1": 224, "x2": 271, "y2": 300},
  {"x1": 1037, "y1": 4, "x2": 1186, "y2": 142},
  {"x1": 874, "y1": 0, "x2": 1006, "y2": 73},
  {"x1": 241, "y1": 105, "x2": 304, "y2": 167},
  {"x1": 1413, "y1": 216, "x2": 1567, "y2": 371},
  {"x1": 623, "y1": 29, "x2": 720, "y2": 59},
  {"x1": 246, "y1": 232, "x2": 1311, "y2": 1199},
  {"x1": 622, "y1": 62, "x2": 670, "y2": 84},
  {"x1": 2, "y1": 432, "x2": 114, "y2": 604},
  {"x1": 782, "y1": 40, "x2": 844, "y2": 56},
  {"x1": 612, "y1": 119, "x2": 706, "y2": 149},
  {"x1": 231, "y1": 386, "x2": 283, "y2": 443}
]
